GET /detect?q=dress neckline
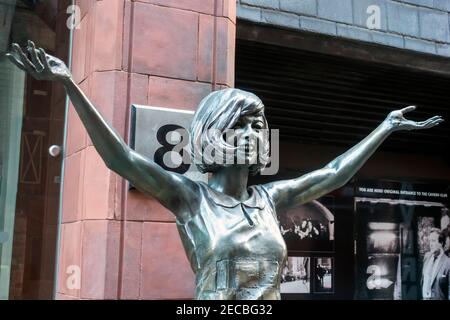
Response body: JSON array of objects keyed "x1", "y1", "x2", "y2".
[{"x1": 198, "y1": 182, "x2": 266, "y2": 210}]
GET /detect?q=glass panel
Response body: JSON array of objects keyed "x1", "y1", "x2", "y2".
[
  {"x1": 0, "y1": 0, "x2": 71, "y2": 299},
  {"x1": 0, "y1": 0, "x2": 25, "y2": 300}
]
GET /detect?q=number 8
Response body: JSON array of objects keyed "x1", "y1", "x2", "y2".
[{"x1": 154, "y1": 124, "x2": 190, "y2": 174}]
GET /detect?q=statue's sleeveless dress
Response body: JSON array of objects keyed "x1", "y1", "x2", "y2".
[{"x1": 176, "y1": 181, "x2": 287, "y2": 300}]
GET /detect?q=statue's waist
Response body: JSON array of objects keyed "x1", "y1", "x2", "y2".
[
  {"x1": 197, "y1": 287, "x2": 280, "y2": 300},
  {"x1": 196, "y1": 259, "x2": 281, "y2": 298}
]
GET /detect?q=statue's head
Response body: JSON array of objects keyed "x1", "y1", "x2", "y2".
[{"x1": 190, "y1": 88, "x2": 270, "y2": 175}]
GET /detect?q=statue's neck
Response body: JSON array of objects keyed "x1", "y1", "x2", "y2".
[{"x1": 209, "y1": 166, "x2": 250, "y2": 201}]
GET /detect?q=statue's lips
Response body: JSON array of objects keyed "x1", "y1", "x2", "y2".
[
  {"x1": 236, "y1": 142, "x2": 257, "y2": 152},
  {"x1": 235, "y1": 148, "x2": 258, "y2": 164}
]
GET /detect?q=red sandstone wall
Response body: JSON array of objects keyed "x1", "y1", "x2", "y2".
[
  {"x1": 56, "y1": 0, "x2": 449, "y2": 301},
  {"x1": 56, "y1": 0, "x2": 236, "y2": 300}
]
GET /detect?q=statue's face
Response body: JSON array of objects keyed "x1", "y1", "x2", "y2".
[{"x1": 227, "y1": 113, "x2": 268, "y2": 165}]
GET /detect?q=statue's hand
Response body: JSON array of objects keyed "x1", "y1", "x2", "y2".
[
  {"x1": 5, "y1": 40, "x2": 71, "y2": 82},
  {"x1": 386, "y1": 106, "x2": 444, "y2": 131}
]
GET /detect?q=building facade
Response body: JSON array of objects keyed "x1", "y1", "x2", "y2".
[{"x1": 0, "y1": 0, "x2": 449, "y2": 300}]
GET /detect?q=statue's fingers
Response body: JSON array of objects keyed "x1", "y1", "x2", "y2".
[
  {"x1": 11, "y1": 44, "x2": 41, "y2": 78},
  {"x1": 27, "y1": 40, "x2": 44, "y2": 70},
  {"x1": 13, "y1": 43, "x2": 36, "y2": 70},
  {"x1": 416, "y1": 120, "x2": 431, "y2": 128},
  {"x1": 418, "y1": 117, "x2": 444, "y2": 129},
  {"x1": 426, "y1": 118, "x2": 444, "y2": 128},
  {"x1": 37, "y1": 48, "x2": 51, "y2": 72},
  {"x1": 421, "y1": 116, "x2": 441, "y2": 124},
  {"x1": 400, "y1": 105, "x2": 416, "y2": 114},
  {"x1": 5, "y1": 53, "x2": 27, "y2": 71}
]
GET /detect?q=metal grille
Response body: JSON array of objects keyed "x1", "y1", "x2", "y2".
[{"x1": 235, "y1": 40, "x2": 450, "y2": 158}]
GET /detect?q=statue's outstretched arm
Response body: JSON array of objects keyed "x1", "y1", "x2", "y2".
[
  {"x1": 6, "y1": 41, "x2": 199, "y2": 220},
  {"x1": 263, "y1": 107, "x2": 443, "y2": 212}
]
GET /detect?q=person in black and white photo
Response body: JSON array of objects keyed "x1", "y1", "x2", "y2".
[
  {"x1": 278, "y1": 200, "x2": 335, "y2": 252},
  {"x1": 314, "y1": 258, "x2": 333, "y2": 293},
  {"x1": 443, "y1": 228, "x2": 450, "y2": 258},
  {"x1": 421, "y1": 228, "x2": 450, "y2": 300},
  {"x1": 316, "y1": 263, "x2": 326, "y2": 287},
  {"x1": 441, "y1": 208, "x2": 450, "y2": 231}
]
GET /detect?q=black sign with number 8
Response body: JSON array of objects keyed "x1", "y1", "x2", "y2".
[{"x1": 154, "y1": 124, "x2": 190, "y2": 174}]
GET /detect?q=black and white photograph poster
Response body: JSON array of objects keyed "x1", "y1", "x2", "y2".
[
  {"x1": 314, "y1": 257, "x2": 334, "y2": 293},
  {"x1": 269, "y1": 179, "x2": 355, "y2": 299},
  {"x1": 278, "y1": 197, "x2": 335, "y2": 253},
  {"x1": 280, "y1": 256, "x2": 310, "y2": 294},
  {"x1": 355, "y1": 180, "x2": 449, "y2": 300}
]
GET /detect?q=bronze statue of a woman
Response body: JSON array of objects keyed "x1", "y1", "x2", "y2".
[{"x1": 6, "y1": 41, "x2": 444, "y2": 300}]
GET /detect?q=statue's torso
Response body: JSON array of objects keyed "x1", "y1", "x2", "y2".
[{"x1": 176, "y1": 182, "x2": 287, "y2": 300}]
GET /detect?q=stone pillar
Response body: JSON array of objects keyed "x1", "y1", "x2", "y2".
[{"x1": 56, "y1": 0, "x2": 236, "y2": 300}]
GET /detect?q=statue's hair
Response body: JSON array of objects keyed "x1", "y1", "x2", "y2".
[{"x1": 189, "y1": 88, "x2": 269, "y2": 175}]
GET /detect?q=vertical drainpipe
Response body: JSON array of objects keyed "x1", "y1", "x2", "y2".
[{"x1": 52, "y1": 0, "x2": 75, "y2": 300}]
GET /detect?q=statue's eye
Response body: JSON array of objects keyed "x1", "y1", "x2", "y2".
[
  {"x1": 234, "y1": 121, "x2": 244, "y2": 128},
  {"x1": 252, "y1": 122, "x2": 264, "y2": 129}
]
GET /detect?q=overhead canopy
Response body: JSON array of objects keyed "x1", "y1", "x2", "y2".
[{"x1": 236, "y1": 39, "x2": 450, "y2": 159}]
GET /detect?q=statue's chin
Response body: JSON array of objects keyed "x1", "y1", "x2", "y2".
[{"x1": 235, "y1": 150, "x2": 258, "y2": 166}]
